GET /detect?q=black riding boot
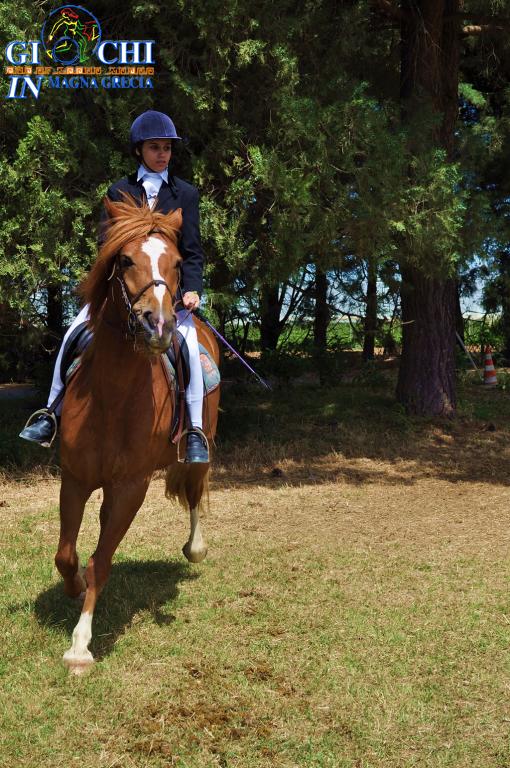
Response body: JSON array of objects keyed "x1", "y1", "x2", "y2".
[
  {"x1": 185, "y1": 428, "x2": 209, "y2": 463},
  {"x1": 19, "y1": 410, "x2": 57, "y2": 448}
]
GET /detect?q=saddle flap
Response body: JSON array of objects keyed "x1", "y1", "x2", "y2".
[
  {"x1": 165, "y1": 330, "x2": 190, "y2": 390},
  {"x1": 60, "y1": 322, "x2": 93, "y2": 383}
]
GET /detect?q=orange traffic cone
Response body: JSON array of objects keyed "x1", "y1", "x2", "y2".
[{"x1": 483, "y1": 345, "x2": 497, "y2": 386}]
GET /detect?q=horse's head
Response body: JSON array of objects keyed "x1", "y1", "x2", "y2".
[
  {"x1": 81, "y1": 194, "x2": 184, "y2": 355},
  {"x1": 113, "y1": 225, "x2": 182, "y2": 354}
]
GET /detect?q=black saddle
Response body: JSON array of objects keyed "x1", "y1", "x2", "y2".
[
  {"x1": 166, "y1": 331, "x2": 190, "y2": 389},
  {"x1": 60, "y1": 322, "x2": 93, "y2": 383}
]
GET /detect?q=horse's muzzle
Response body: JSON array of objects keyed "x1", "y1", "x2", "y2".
[{"x1": 139, "y1": 311, "x2": 175, "y2": 354}]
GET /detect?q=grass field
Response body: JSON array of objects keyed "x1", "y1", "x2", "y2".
[{"x1": 2, "y1": 361, "x2": 510, "y2": 767}]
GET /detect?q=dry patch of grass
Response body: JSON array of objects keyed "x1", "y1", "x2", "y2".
[
  {"x1": 2, "y1": 456, "x2": 510, "y2": 766},
  {"x1": 2, "y1": 376, "x2": 510, "y2": 766}
]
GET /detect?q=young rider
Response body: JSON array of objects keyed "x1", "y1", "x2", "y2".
[{"x1": 20, "y1": 110, "x2": 209, "y2": 463}]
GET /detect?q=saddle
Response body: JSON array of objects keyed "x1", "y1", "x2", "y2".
[{"x1": 59, "y1": 322, "x2": 220, "y2": 443}]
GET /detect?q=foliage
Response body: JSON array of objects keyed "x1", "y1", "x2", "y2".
[
  {"x1": 1, "y1": 1, "x2": 510, "y2": 387},
  {"x1": 0, "y1": 116, "x2": 94, "y2": 320}
]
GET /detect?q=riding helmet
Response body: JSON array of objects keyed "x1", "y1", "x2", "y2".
[{"x1": 130, "y1": 110, "x2": 181, "y2": 145}]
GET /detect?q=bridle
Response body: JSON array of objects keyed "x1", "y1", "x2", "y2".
[
  {"x1": 115, "y1": 263, "x2": 172, "y2": 338},
  {"x1": 108, "y1": 233, "x2": 175, "y2": 341}
]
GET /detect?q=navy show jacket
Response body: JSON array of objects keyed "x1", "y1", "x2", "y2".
[{"x1": 101, "y1": 172, "x2": 204, "y2": 296}]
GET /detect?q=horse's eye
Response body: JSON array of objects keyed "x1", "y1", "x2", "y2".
[{"x1": 120, "y1": 255, "x2": 134, "y2": 269}]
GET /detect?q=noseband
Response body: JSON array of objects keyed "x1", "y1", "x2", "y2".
[{"x1": 110, "y1": 242, "x2": 173, "y2": 339}]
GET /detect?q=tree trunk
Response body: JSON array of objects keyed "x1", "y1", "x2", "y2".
[
  {"x1": 46, "y1": 283, "x2": 63, "y2": 350},
  {"x1": 313, "y1": 267, "x2": 330, "y2": 385},
  {"x1": 396, "y1": 267, "x2": 456, "y2": 415},
  {"x1": 240, "y1": 321, "x2": 251, "y2": 356},
  {"x1": 207, "y1": 255, "x2": 231, "y2": 363},
  {"x1": 313, "y1": 267, "x2": 329, "y2": 351},
  {"x1": 362, "y1": 259, "x2": 377, "y2": 362},
  {"x1": 498, "y1": 249, "x2": 510, "y2": 361},
  {"x1": 396, "y1": 0, "x2": 460, "y2": 415},
  {"x1": 455, "y1": 283, "x2": 464, "y2": 342},
  {"x1": 260, "y1": 283, "x2": 282, "y2": 351}
]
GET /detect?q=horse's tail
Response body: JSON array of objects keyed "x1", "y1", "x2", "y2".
[{"x1": 165, "y1": 462, "x2": 210, "y2": 512}]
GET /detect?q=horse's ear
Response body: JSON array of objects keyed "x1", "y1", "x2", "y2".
[
  {"x1": 166, "y1": 207, "x2": 183, "y2": 231},
  {"x1": 103, "y1": 195, "x2": 117, "y2": 218}
]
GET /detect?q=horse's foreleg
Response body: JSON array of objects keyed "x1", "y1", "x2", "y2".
[
  {"x1": 182, "y1": 463, "x2": 209, "y2": 564},
  {"x1": 55, "y1": 471, "x2": 90, "y2": 599},
  {"x1": 63, "y1": 479, "x2": 149, "y2": 675}
]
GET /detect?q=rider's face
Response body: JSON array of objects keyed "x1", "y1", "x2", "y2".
[{"x1": 140, "y1": 139, "x2": 172, "y2": 172}]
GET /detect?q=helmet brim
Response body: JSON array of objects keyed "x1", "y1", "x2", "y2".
[{"x1": 139, "y1": 135, "x2": 182, "y2": 141}]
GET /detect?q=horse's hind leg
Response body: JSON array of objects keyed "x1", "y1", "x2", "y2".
[
  {"x1": 55, "y1": 470, "x2": 90, "y2": 599},
  {"x1": 63, "y1": 479, "x2": 149, "y2": 674},
  {"x1": 182, "y1": 464, "x2": 209, "y2": 563},
  {"x1": 183, "y1": 504, "x2": 208, "y2": 563}
]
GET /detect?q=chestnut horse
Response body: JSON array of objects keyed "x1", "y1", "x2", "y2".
[{"x1": 55, "y1": 195, "x2": 219, "y2": 674}]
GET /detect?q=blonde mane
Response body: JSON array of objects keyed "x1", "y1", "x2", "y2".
[{"x1": 80, "y1": 193, "x2": 182, "y2": 325}]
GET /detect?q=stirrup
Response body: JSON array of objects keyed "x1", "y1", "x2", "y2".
[
  {"x1": 19, "y1": 409, "x2": 58, "y2": 448},
  {"x1": 177, "y1": 427, "x2": 210, "y2": 464}
]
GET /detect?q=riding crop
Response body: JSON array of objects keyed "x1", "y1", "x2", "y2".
[{"x1": 194, "y1": 309, "x2": 272, "y2": 391}]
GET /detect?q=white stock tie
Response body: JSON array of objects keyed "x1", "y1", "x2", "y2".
[{"x1": 142, "y1": 174, "x2": 162, "y2": 210}]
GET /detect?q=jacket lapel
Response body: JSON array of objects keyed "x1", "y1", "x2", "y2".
[
  {"x1": 125, "y1": 172, "x2": 145, "y2": 204},
  {"x1": 155, "y1": 177, "x2": 179, "y2": 213}
]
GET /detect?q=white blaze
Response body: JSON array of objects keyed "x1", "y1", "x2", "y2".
[{"x1": 141, "y1": 235, "x2": 167, "y2": 336}]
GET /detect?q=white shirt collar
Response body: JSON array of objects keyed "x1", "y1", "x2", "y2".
[{"x1": 137, "y1": 164, "x2": 168, "y2": 184}]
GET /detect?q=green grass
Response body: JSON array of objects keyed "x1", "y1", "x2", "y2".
[
  {"x1": 222, "y1": 321, "x2": 358, "y2": 352},
  {"x1": 2, "y1": 366, "x2": 510, "y2": 765},
  {"x1": 2, "y1": 474, "x2": 510, "y2": 767}
]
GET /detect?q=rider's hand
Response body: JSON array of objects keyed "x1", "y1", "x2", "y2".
[{"x1": 182, "y1": 291, "x2": 200, "y2": 310}]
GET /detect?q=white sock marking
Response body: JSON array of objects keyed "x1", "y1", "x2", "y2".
[{"x1": 64, "y1": 610, "x2": 94, "y2": 665}]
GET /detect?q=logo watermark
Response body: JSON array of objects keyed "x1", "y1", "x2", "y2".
[{"x1": 4, "y1": 4, "x2": 155, "y2": 99}]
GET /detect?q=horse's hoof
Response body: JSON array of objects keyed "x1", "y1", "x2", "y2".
[
  {"x1": 63, "y1": 649, "x2": 94, "y2": 676},
  {"x1": 182, "y1": 541, "x2": 208, "y2": 563},
  {"x1": 67, "y1": 661, "x2": 94, "y2": 677}
]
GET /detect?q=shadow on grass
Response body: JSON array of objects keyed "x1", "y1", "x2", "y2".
[
  {"x1": 30, "y1": 559, "x2": 197, "y2": 659},
  {"x1": 213, "y1": 371, "x2": 510, "y2": 488},
  {"x1": 4, "y1": 360, "x2": 510, "y2": 488}
]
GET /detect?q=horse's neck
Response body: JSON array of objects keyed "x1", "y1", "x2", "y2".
[{"x1": 90, "y1": 307, "x2": 153, "y2": 396}]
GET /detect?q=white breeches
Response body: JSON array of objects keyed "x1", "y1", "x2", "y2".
[
  {"x1": 47, "y1": 306, "x2": 204, "y2": 428},
  {"x1": 175, "y1": 309, "x2": 204, "y2": 428},
  {"x1": 48, "y1": 305, "x2": 90, "y2": 408}
]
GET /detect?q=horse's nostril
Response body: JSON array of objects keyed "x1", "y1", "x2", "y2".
[{"x1": 143, "y1": 310, "x2": 155, "y2": 328}]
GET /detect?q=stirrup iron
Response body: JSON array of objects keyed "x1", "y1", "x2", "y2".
[
  {"x1": 20, "y1": 409, "x2": 58, "y2": 449},
  {"x1": 177, "y1": 427, "x2": 210, "y2": 464}
]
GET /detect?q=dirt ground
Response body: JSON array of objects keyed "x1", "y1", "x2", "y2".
[{"x1": 2, "y1": 375, "x2": 510, "y2": 767}]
